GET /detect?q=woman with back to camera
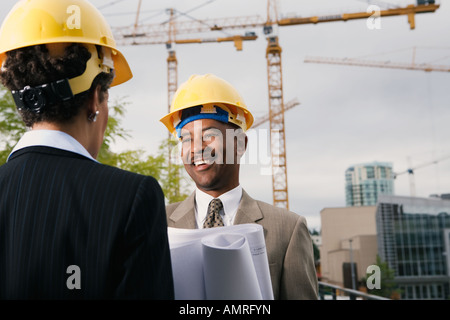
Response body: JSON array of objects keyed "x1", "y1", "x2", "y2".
[{"x1": 0, "y1": 0, "x2": 174, "y2": 299}]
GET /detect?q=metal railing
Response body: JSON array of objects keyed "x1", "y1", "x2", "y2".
[{"x1": 318, "y1": 281, "x2": 390, "y2": 300}]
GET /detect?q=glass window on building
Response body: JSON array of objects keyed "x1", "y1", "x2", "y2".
[
  {"x1": 376, "y1": 195, "x2": 450, "y2": 299},
  {"x1": 366, "y1": 166, "x2": 375, "y2": 179}
]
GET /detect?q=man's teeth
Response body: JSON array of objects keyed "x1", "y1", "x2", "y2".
[{"x1": 194, "y1": 159, "x2": 212, "y2": 166}]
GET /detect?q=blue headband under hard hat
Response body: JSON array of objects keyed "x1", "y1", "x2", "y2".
[{"x1": 175, "y1": 105, "x2": 230, "y2": 138}]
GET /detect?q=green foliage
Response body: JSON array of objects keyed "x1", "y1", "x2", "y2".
[
  {"x1": 360, "y1": 254, "x2": 401, "y2": 299},
  {"x1": 309, "y1": 229, "x2": 320, "y2": 262},
  {"x1": 0, "y1": 87, "x2": 27, "y2": 164},
  {"x1": 0, "y1": 85, "x2": 190, "y2": 203},
  {"x1": 98, "y1": 96, "x2": 131, "y2": 164},
  {"x1": 158, "y1": 137, "x2": 193, "y2": 204}
]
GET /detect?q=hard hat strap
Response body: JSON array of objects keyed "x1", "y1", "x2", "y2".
[
  {"x1": 11, "y1": 79, "x2": 73, "y2": 113},
  {"x1": 174, "y1": 104, "x2": 247, "y2": 138},
  {"x1": 10, "y1": 44, "x2": 114, "y2": 112},
  {"x1": 175, "y1": 105, "x2": 229, "y2": 138}
]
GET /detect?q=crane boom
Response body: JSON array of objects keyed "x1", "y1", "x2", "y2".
[
  {"x1": 394, "y1": 155, "x2": 450, "y2": 178},
  {"x1": 277, "y1": 3, "x2": 439, "y2": 28},
  {"x1": 112, "y1": 2, "x2": 440, "y2": 45},
  {"x1": 304, "y1": 56, "x2": 450, "y2": 73},
  {"x1": 252, "y1": 98, "x2": 300, "y2": 128},
  {"x1": 123, "y1": 33, "x2": 257, "y2": 48},
  {"x1": 393, "y1": 154, "x2": 450, "y2": 196}
]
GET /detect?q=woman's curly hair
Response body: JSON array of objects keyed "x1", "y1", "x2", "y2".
[{"x1": 0, "y1": 43, "x2": 114, "y2": 127}]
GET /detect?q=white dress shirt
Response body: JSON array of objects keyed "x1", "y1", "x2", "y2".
[
  {"x1": 194, "y1": 184, "x2": 243, "y2": 228},
  {"x1": 8, "y1": 129, "x2": 96, "y2": 162}
]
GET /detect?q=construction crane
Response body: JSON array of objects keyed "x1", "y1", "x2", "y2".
[
  {"x1": 110, "y1": 0, "x2": 440, "y2": 209},
  {"x1": 118, "y1": 4, "x2": 258, "y2": 115},
  {"x1": 393, "y1": 154, "x2": 450, "y2": 196},
  {"x1": 304, "y1": 44, "x2": 449, "y2": 196},
  {"x1": 261, "y1": 0, "x2": 440, "y2": 209},
  {"x1": 113, "y1": 2, "x2": 440, "y2": 40},
  {"x1": 304, "y1": 47, "x2": 450, "y2": 73}
]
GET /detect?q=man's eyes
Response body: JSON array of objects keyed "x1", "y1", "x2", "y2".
[
  {"x1": 181, "y1": 136, "x2": 191, "y2": 143},
  {"x1": 203, "y1": 133, "x2": 218, "y2": 140},
  {"x1": 181, "y1": 132, "x2": 219, "y2": 142}
]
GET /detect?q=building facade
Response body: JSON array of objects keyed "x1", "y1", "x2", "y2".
[
  {"x1": 320, "y1": 206, "x2": 378, "y2": 288},
  {"x1": 376, "y1": 195, "x2": 450, "y2": 299},
  {"x1": 345, "y1": 161, "x2": 394, "y2": 207}
]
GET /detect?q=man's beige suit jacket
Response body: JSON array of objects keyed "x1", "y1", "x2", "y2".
[{"x1": 166, "y1": 189, "x2": 319, "y2": 300}]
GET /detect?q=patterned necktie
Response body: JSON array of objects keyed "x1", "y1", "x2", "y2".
[{"x1": 203, "y1": 198, "x2": 224, "y2": 228}]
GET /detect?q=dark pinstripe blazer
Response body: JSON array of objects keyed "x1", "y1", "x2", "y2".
[{"x1": 0, "y1": 146, "x2": 174, "y2": 299}]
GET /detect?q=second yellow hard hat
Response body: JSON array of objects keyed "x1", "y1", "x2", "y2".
[{"x1": 160, "y1": 74, "x2": 254, "y2": 137}]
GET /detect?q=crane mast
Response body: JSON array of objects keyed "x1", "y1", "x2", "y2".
[
  {"x1": 265, "y1": 0, "x2": 289, "y2": 209},
  {"x1": 166, "y1": 8, "x2": 179, "y2": 198}
]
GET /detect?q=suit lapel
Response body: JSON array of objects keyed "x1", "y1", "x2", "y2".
[
  {"x1": 168, "y1": 192, "x2": 197, "y2": 229},
  {"x1": 168, "y1": 189, "x2": 264, "y2": 228},
  {"x1": 234, "y1": 189, "x2": 264, "y2": 224}
]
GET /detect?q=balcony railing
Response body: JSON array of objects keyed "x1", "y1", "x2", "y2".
[{"x1": 318, "y1": 281, "x2": 390, "y2": 300}]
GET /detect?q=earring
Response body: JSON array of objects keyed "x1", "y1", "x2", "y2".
[{"x1": 88, "y1": 110, "x2": 100, "y2": 122}]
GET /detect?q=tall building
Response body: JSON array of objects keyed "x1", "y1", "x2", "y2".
[
  {"x1": 345, "y1": 161, "x2": 394, "y2": 206},
  {"x1": 376, "y1": 194, "x2": 450, "y2": 299}
]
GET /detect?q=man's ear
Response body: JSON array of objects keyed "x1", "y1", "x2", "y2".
[{"x1": 236, "y1": 131, "x2": 248, "y2": 158}]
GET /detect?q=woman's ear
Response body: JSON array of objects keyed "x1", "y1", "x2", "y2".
[
  {"x1": 86, "y1": 85, "x2": 102, "y2": 122},
  {"x1": 93, "y1": 85, "x2": 104, "y2": 106}
]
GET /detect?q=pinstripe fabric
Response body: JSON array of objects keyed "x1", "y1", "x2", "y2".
[{"x1": 0, "y1": 146, "x2": 174, "y2": 299}]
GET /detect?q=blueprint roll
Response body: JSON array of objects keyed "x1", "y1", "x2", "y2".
[
  {"x1": 201, "y1": 233, "x2": 263, "y2": 300},
  {"x1": 168, "y1": 224, "x2": 274, "y2": 300}
]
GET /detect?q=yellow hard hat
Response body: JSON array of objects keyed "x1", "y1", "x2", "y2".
[
  {"x1": 0, "y1": 0, "x2": 132, "y2": 95},
  {"x1": 160, "y1": 74, "x2": 254, "y2": 137}
]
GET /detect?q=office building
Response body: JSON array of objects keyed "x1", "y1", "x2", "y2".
[
  {"x1": 345, "y1": 161, "x2": 394, "y2": 206},
  {"x1": 320, "y1": 206, "x2": 378, "y2": 288},
  {"x1": 376, "y1": 194, "x2": 450, "y2": 299}
]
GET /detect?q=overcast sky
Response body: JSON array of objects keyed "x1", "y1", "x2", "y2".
[{"x1": 2, "y1": 0, "x2": 450, "y2": 231}]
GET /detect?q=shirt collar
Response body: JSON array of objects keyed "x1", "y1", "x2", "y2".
[
  {"x1": 195, "y1": 185, "x2": 243, "y2": 228},
  {"x1": 8, "y1": 129, "x2": 97, "y2": 162}
]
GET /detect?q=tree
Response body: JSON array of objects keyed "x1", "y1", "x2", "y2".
[
  {"x1": 0, "y1": 87, "x2": 27, "y2": 164},
  {"x1": 309, "y1": 228, "x2": 321, "y2": 263},
  {"x1": 360, "y1": 254, "x2": 401, "y2": 299},
  {"x1": 0, "y1": 85, "x2": 190, "y2": 203}
]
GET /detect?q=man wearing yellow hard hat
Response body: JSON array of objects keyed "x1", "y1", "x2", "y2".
[
  {"x1": 0, "y1": 0, "x2": 173, "y2": 299},
  {"x1": 161, "y1": 73, "x2": 318, "y2": 299}
]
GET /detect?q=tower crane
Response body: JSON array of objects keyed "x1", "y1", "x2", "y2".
[
  {"x1": 304, "y1": 44, "x2": 449, "y2": 197},
  {"x1": 113, "y1": 1, "x2": 440, "y2": 40},
  {"x1": 304, "y1": 47, "x2": 450, "y2": 73},
  {"x1": 393, "y1": 154, "x2": 450, "y2": 196},
  {"x1": 117, "y1": 3, "x2": 258, "y2": 116},
  {"x1": 261, "y1": 0, "x2": 440, "y2": 209},
  {"x1": 110, "y1": 0, "x2": 440, "y2": 209}
]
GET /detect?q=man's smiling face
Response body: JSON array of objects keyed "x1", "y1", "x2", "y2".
[{"x1": 179, "y1": 118, "x2": 246, "y2": 197}]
